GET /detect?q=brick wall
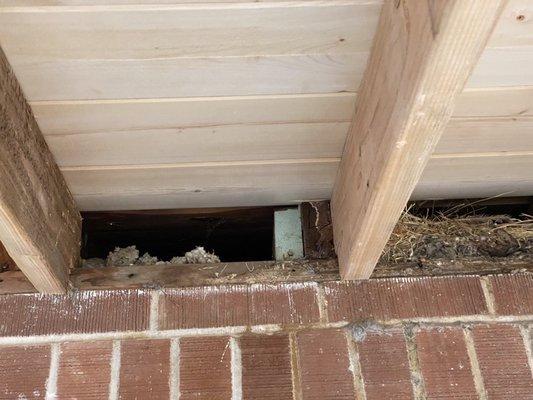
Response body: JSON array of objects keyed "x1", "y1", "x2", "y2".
[{"x1": 0, "y1": 274, "x2": 531, "y2": 399}]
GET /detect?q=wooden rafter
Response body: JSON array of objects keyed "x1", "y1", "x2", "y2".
[
  {"x1": 331, "y1": 0, "x2": 506, "y2": 279},
  {"x1": 0, "y1": 46, "x2": 81, "y2": 293}
]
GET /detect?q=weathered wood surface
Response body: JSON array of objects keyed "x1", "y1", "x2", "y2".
[
  {"x1": 0, "y1": 241, "x2": 16, "y2": 271},
  {"x1": 331, "y1": 0, "x2": 506, "y2": 279},
  {"x1": 300, "y1": 201, "x2": 335, "y2": 259},
  {"x1": 0, "y1": 46, "x2": 81, "y2": 293},
  {"x1": 0, "y1": 258, "x2": 531, "y2": 295}
]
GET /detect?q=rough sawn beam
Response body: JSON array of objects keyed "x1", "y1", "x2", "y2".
[
  {"x1": 0, "y1": 46, "x2": 81, "y2": 293},
  {"x1": 331, "y1": 0, "x2": 506, "y2": 279}
]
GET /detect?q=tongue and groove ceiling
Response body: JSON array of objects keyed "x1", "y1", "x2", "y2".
[{"x1": 0, "y1": 0, "x2": 531, "y2": 211}]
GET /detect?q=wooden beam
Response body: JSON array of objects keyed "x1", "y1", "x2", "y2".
[
  {"x1": 1, "y1": 258, "x2": 532, "y2": 295},
  {"x1": 0, "y1": 46, "x2": 81, "y2": 293},
  {"x1": 331, "y1": 0, "x2": 506, "y2": 279}
]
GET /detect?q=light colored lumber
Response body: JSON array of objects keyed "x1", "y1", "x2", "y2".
[
  {"x1": 31, "y1": 93, "x2": 356, "y2": 136},
  {"x1": 487, "y1": 0, "x2": 532, "y2": 48},
  {"x1": 438, "y1": 117, "x2": 533, "y2": 154},
  {"x1": 42, "y1": 116, "x2": 533, "y2": 167},
  {"x1": 0, "y1": 1, "x2": 379, "y2": 59},
  {"x1": 0, "y1": 46, "x2": 81, "y2": 293},
  {"x1": 61, "y1": 153, "x2": 533, "y2": 211},
  {"x1": 29, "y1": 86, "x2": 533, "y2": 137},
  {"x1": 453, "y1": 86, "x2": 533, "y2": 117},
  {"x1": 0, "y1": 0, "x2": 529, "y2": 103},
  {"x1": 45, "y1": 122, "x2": 349, "y2": 167},
  {"x1": 7, "y1": 53, "x2": 365, "y2": 101},
  {"x1": 468, "y1": 47, "x2": 533, "y2": 88},
  {"x1": 331, "y1": 0, "x2": 506, "y2": 279},
  {"x1": 0, "y1": 0, "x2": 365, "y2": 5},
  {"x1": 414, "y1": 153, "x2": 533, "y2": 200},
  {"x1": 64, "y1": 159, "x2": 339, "y2": 211}
]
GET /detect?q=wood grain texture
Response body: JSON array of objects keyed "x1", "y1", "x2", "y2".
[
  {"x1": 29, "y1": 87, "x2": 532, "y2": 138},
  {"x1": 331, "y1": 0, "x2": 506, "y2": 279},
  {"x1": 31, "y1": 93, "x2": 356, "y2": 136},
  {"x1": 41, "y1": 116, "x2": 533, "y2": 167},
  {"x1": 452, "y1": 86, "x2": 533, "y2": 117},
  {"x1": 0, "y1": 46, "x2": 81, "y2": 293},
  {"x1": 9, "y1": 53, "x2": 365, "y2": 101},
  {"x1": 1, "y1": 0, "x2": 529, "y2": 101},
  {"x1": 45, "y1": 122, "x2": 350, "y2": 167},
  {"x1": 0, "y1": 0, "x2": 360, "y2": 5},
  {"x1": 0, "y1": 2, "x2": 379, "y2": 60},
  {"x1": 64, "y1": 159, "x2": 338, "y2": 211},
  {"x1": 60, "y1": 153, "x2": 533, "y2": 211}
]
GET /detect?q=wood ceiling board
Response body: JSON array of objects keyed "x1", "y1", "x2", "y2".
[
  {"x1": 452, "y1": 86, "x2": 533, "y2": 117},
  {"x1": 65, "y1": 159, "x2": 339, "y2": 211},
  {"x1": 5, "y1": 53, "x2": 366, "y2": 101},
  {"x1": 487, "y1": 0, "x2": 532, "y2": 48},
  {"x1": 413, "y1": 154, "x2": 533, "y2": 200},
  {"x1": 438, "y1": 117, "x2": 533, "y2": 155},
  {"x1": 0, "y1": 0, "x2": 375, "y2": 5},
  {"x1": 63, "y1": 154, "x2": 533, "y2": 211},
  {"x1": 30, "y1": 93, "x2": 356, "y2": 135},
  {"x1": 0, "y1": 2, "x2": 379, "y2": 60},
  {"x1": 43, "y1": 116, "x2": 533, "y2": 167},
  {"x1": 468, "y1": 48, "x2": 533, "y2": 88},
  {"x1": 29, "y1": 86, "x2": 533, "y2": 138},
  {"x1": 0, "y1": 1, "x2": 375, "y2": 101},
  {"x1": 44, "y1": 122, "x2": 350, "y2": 167}
]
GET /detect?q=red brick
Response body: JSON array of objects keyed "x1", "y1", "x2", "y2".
[
  {"x1": 159, "y1": 282, "x2": 320, "y2": 329},
  {"x1": 323, "y1": 276, "x2": 487, "y2": 322},
  {"x1": 159, "y1": 285, "x2": 248, "y2": 329},
  {"x1": 248, "y1": 282, "x2": 319, "y2": 325},
  {"x1": 489, "y1": 274, "x2": 533, "y2": 315},
  {"x1": 241, "y1": 334, "x2": 294, "y2": 399},
  {"x1": 57, "y1": 341, "x2": 112, "y2": 399},
  {"x1": 0, "y1": 290, "x2": 150, "y2": 336},
  {"x1": 356, "y1": 329, "x2": 413, "y2": 399},
  {"x1": 0, "y1": 345, "x2": 50, "y2": 399},
  {"x1": 180, "y1": 336, "x2": 232, "y2": 400},
  {"x1": 296, "y1": 329, "x2": 355, "y2": 400},
  {"x1": 416, "y1": 327, "x2": 477, "y2": 399},
  {"x1": 119, "y1": 339, "x2": 170, "y2": 399},
  {"x1": 472, "y1": 324, "x2": 533, "y2": 399}
]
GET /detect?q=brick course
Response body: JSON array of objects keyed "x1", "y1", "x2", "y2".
[
  {"x1": 0, "y1": 274, "x2": 531, "y2": 399},
  {"x1": 415, "y1": 327, "x2": 478, "y2": 399},
  {"x1": 179, "y1": 336, "x2": 232, "y2": 400},
  {"x1": 240, "y1": 334, "x2": 294, "y2": 399},
  {"x1": 57, "y1": 341, "x2": 113, "y2": 399},
  {"x1": 355, "y1": 329, "x2": 413, "y2": 399},
  {"x1": 489, "y1": 274, "x2": 533, "y2": 315},
  {"x1": 159, "y1": 282, "x2": 320, "y2": 330},
  {"x1": 296, "y1": 329, "x2": 356, "y2": 399},
  {"x1": 472, "y1": 324, "x2": 533, "y2": 399},
  {"x1": 323, "y1": 276, "x2": 487, "y2": 322},
  {"x1": 120, "y1": 339, "x2": 170, "y2": 399},
  {"x1": 0, "y1": 345, "x2": 49, "y2": 400},
  {"x1": 0, "y1": 290, "x2": 150, "y2": 336}
]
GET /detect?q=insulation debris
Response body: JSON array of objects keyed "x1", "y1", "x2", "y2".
[
  {"x1": 182, "y1": 246, "x2": 220, "y2": 264},
  {"x1": 86, "y1": 245, "x2": 221, "y2": 267},
  {"x1": 106, "y1": 245, "x2": 139, "y2": 267},
  {"x1": 136, "y1": 252, "x2": 158, "y2": 266}
]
